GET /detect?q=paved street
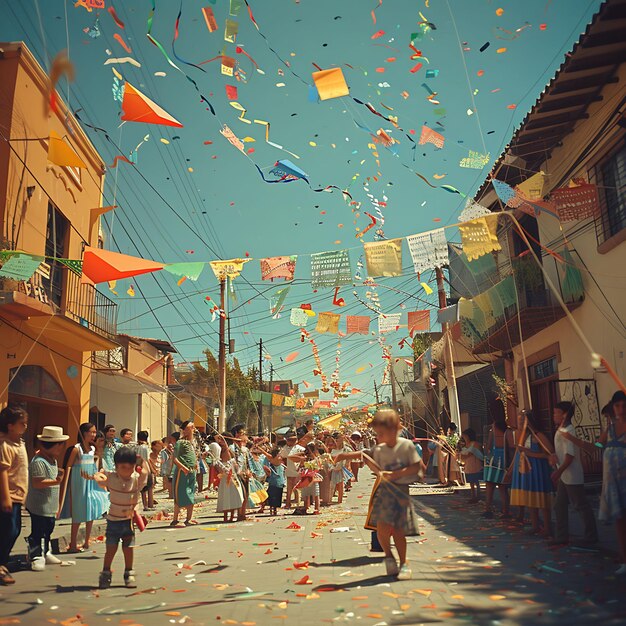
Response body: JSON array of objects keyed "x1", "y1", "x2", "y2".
[{"x1": 1, "y1": 476, "x2": 623, "y2": 626}]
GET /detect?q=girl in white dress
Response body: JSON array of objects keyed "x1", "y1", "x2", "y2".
[{"x1": 215, "y1": 435, "x2": 244, "y2": 522}]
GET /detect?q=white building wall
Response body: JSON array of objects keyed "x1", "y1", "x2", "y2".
[
  {"x1": 139, "y1": 391, "x2": 168, "y2": 442},
  {"x1": 89, "y1": 379, "x2": 139, "y2": 435}
]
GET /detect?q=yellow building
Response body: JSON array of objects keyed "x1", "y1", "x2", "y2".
[
  {"x1": 0, "y1": 42, "x2": 116, "y2": 451},
  {"x1": 451, "y1": 1, "x2": 626, "y2": 473}
]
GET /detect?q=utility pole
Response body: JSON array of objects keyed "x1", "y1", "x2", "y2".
[
  {"x1": 218, "y1": 277, "x2": 227, "y2": 433},
  {"x1": 269, "y1": 363, "x2": 274, "y2": 429},
  {"x1": 373, "y1": 379, "x2": 380, "y2": 405},
  {"x1": 258, "y1": 339, "x2": 264, "y2": 435},
  {"x1": 435, "y1": 266, "x2": 461, "y2": 428},
  {"x1": 389, "y1": 357, "x2": 399, "y2": 412}
]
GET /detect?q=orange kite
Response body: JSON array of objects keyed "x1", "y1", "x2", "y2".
[
  {"x1": 121, "y1": 82, "x2": 183, "y2": 127},
  {"x1": 81, "y1": 246, "x2": 165, "y2": 285}
]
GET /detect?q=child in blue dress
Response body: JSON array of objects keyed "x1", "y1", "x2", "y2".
[{"x1": 59, "y1": 423, "x2": 109, "y2": 553}]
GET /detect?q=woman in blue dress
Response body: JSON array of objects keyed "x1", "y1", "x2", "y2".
[
  {"x1": 483, "y1": 416, "x2": 514, "y2": 518},
  {"x1": 59, "y1": 423, "x2": 109, "y2": 552},
  {"x1": 510, "y1": 411, "x2": 555, "y2": 537}
]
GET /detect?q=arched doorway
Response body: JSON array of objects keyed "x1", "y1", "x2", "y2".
[{"x1": 8, "y1": 365, "x2": 69, "y2": 456}]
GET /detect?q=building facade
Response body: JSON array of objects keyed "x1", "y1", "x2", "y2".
[
  {"x1": 0, "y1": 42, "x2": 117, "y2": 451},
  {"x1": 451, "y1": 0, "x2": 626, "y2": 474},
  {"x1": 91, "y1": 335, "x2": 176, "y2": 441}
]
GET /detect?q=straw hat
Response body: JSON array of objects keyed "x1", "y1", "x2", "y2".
[{"x1": 37, "y1": 426, "x2": 69, "y2": 442}]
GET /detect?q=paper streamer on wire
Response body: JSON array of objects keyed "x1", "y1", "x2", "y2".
[
  {"x1": 378, "y1": 313, "x2": 402, "y2": 334},
  {"x1": 352, "y1": 290, "x2": 382, "y2": 316},
  {"x1": 406, "y1": 228, "x2": 448, "y2": 275},
  {"x1": 270, "y1": 286, "x2": 290, "y2": 318},
  {"x1": 300, "y1": 328, "x2": 329, "y2": 392},
  {"x1": 290, "y1": 307, "x2": 310, "y2": 327},
  {"x1": 243, "y1": 0, "x2": 309, "y2": 86}
]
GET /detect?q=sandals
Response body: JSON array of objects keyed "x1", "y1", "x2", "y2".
[
  {"x1": 66, "y1": 547, "x2": 85, "y2": 554},
  {"x1": 0, "y1": 566, "x2": 15, "y2": 586},
  {"x1": 169, "y1": 520, "x2": 184, "y2": 528},
  {"x1": 184, "y1": 519, "x2": 198, "y2": 526}
]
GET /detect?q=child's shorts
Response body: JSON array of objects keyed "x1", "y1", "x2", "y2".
[
  {"x1": 465, "y1": 470, "x2": 483, "y2": 485},
  {"x1": 106, "y1": 519, "x2": 135, "y2": 546}
]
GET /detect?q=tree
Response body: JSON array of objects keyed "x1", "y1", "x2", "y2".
[{"x1": 175, "y1": 350, "x2": 256, "y2": 430}]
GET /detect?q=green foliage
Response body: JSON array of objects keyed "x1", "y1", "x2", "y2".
[
  {"x1": 412, "y1": 333, "x2": 433, "y2": 361},
  {"x1": 512, "y1": 257, "x2": 543, "y2": 291},
  {"x1": 446, "y1": 432, "x2": 460, "y2": 449},
  {"x1": 176, "y1": 349, "x2": 256, "y2": 421},
  {"x1": 492, "y1": 373, "x2": 517, "y2": 418}
]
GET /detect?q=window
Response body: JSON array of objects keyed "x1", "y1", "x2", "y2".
[
  {"x1": 43, "y1": 203, "x2": 69, "y2": 307},
  {"x1": 9, "y1": 366, "x2": 66, "y2": 403},
  {"x1": 595, "y1": 142, "x2": 626, "y2": 244},
  {"x1": 529, "y1": 356, "x2": 558, "y2": 383}
]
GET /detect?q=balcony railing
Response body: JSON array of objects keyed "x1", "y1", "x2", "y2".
[
  {"x1": 461, "y1": 255, "x2": 584, "y2": 354},
  {"x1": 4, "y1": 261, "x2": 119, "y2": 340},
  {"x1": 63, "y1": 269, "x2": 118, "y2": 339}
]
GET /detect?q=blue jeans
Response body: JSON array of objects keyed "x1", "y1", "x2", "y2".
[{"x1": 0, "y1": 503, "x2": 22, "y2": 566}]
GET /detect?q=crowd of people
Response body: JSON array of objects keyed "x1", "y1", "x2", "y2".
[
  {"x1": 0, "y1": 390, "x2": 624, "y2": 590},
  {"x1": 423, "y1": 392, "x2": 626, "y2": 575},
  {"x1": 0, "y1": 411, "x2": 380, "y2": 588}
]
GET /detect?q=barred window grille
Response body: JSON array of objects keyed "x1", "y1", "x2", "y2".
[{"x1": 594, "y1": 141, "x2": 626, "y2": 244}]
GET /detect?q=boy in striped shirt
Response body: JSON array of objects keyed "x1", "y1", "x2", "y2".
[{"x1": 93, "y1": 447, "x2": 148, "y2": 589}]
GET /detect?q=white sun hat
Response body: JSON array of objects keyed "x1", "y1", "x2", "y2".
[{"x1": 37, "y1": 426, "x2": 70, "y2": 442}]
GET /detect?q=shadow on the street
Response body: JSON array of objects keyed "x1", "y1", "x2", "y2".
[
  {"x1": 198, "y1": 564, "x2": 228, "y2": 573},
  {"x1": 308, "y1": 555, "x2": 380, "y2": 568},
  {"x1": 55, "y1": 584, "x2": 98, "y2": 593},
  {"x1": 407, "y1": 490, "x2": 624, "y2": 624},
  {"x1": 312, "y1": 574, "x2": 392, "y2": 591}
]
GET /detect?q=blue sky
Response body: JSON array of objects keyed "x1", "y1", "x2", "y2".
[{"x1": 0, "y1": 0, "x2": 602, "y2": 407}]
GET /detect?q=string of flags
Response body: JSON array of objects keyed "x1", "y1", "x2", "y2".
[{"x1": 0, "y1": 177, "x2": 598, "y2": 301}]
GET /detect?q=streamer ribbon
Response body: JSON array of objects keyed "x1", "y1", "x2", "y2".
[{"x1": 145, "y1": 0, "x2": 215, "y2": 114}]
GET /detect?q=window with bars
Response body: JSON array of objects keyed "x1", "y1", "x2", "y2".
[
  {"x1": 529, "y1": 356, "x2": 558, "y2": 383},
  {"x1": 594, "y1": 141, "x2": 626, "y2": 245}
]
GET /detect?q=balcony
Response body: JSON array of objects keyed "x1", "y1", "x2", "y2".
[
  {"x1": 0, "y1": 262, "x2": 118, "y2": 351},
  {"x1": 461, "y1": 256, "x2": 584, "y2": 355}
]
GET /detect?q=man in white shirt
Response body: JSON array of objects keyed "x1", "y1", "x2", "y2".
[
  {"x1": 207, "y1": 435, "x2": 221, "y2": 463},
  {"x1": 551, "y1": 401, "x2": 598, "y2": 547},
  {"x1": 280, "y1": 431, "x2": 305, "y2": 509}
]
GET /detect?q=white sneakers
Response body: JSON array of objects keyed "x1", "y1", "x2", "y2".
[
  {"x1": 124, "y1": 570, "x2": 137, "y2": 588},
  {"x1": 45, "y1": 552, "x2": 63, "y2": 565},
  {"x1": 397, "y1": 564, "x2": 412, "y2": 580},
  {"x1": 384, "y1": 556, "x2": 399, "y2": 576},
  {"x1": 31, "y1": 557, "x2": 46, "y2": 572},
  {"x1": 31, "y1": 552, "x2": 63, "y2": 570},
  {"x1": 383, "y1": 556, "x2": 412, "y2": 580}
]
